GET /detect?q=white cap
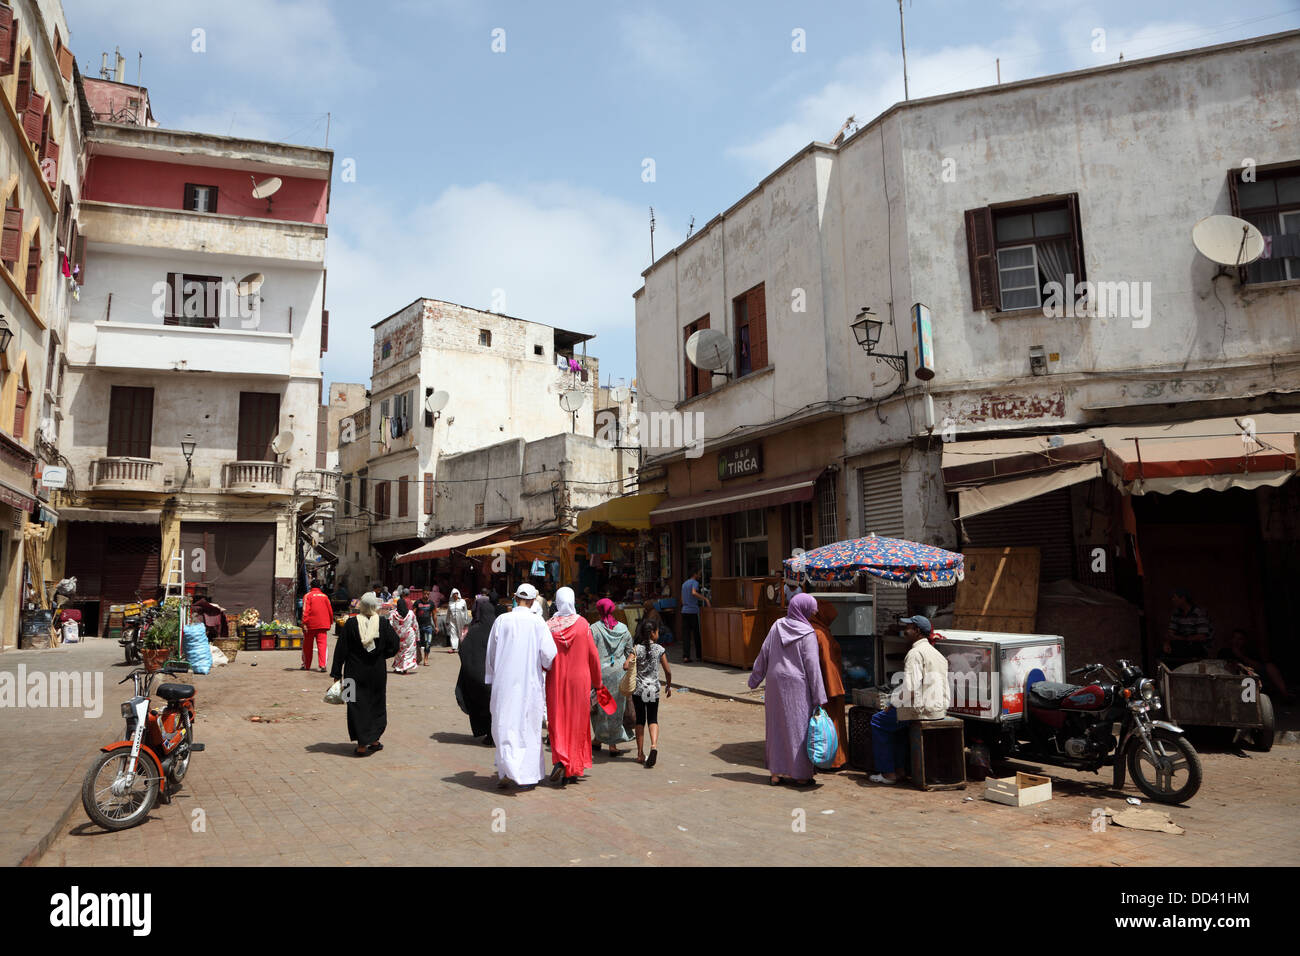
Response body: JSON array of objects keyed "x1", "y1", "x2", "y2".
[{"x1": 514, "y1": 583, "x2": 539, "y2": 600}]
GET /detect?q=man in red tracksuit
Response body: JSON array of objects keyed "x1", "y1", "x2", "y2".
[{"x1": 301, "y1": 578, "x2": 334, "y2": 672}]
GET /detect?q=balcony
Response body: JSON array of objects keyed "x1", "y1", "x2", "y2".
[
  {"x1": 91, "y1": 457, "x2": 166, "y2": 493},
  {"x1": 294, "y1": 469, "x2": 341, "y2": 500},
  {"x1": 222, "y1": 461, "x2": 287, "y2": 494},
  {"x1": 92, "y1": 321, "x2": 293, "y2": 377}
]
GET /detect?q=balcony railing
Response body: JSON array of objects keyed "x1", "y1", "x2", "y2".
[
  {"x1": 294, "y1": 469, "x2": 342, "y2": 500},
  {"x1": 222, "y1": 460, "x2": 287, "y2": 493},
  {"x1": 91, "y1": 457, "x2": 165, "y2": 492}
]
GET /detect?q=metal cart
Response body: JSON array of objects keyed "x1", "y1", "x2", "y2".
[{"x1": 1157, "y1": 662, "x2": 1275, "y2": 752}]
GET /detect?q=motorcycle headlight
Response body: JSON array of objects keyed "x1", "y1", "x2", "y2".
[
  {"x1": 121, "y1": 702, "x2": 133, "y2": 717},
  {"x1": 1139, "y1": 678, "x2": 1155, "y2": 701}
]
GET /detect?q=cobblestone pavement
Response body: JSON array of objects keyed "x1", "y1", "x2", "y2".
[{"x1": 36, "y1": 642, "x2": 1300, "y2": 867}]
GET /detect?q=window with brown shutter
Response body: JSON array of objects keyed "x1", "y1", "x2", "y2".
[
  {"x1": 183, "y1": 183, "x2": 219, "y2": 213},
  {"x1": 964, "y1": 194, "x2": 1085, "y2": 312},
  {"x1": 0, "y1": 6, "x2": 13, "y2": 75},
  {"x1": 165, "y1": 272, "x2": 223, "y2": 327},
  {"x1": 24, "y1": 233, "x2": 39, "y2": 299},
  {"x1": 423, "y1": 473, "x2": 433, "y2": 514},
  {"x1": 237, "y1": 392, "x2": 280, "y2": 462},
  {"x1": 359, "y1": 475, "x2": 367, "y2": 510},
  {"x1": 1228, "y1": 162, "x2": 1300, "y2": 283},
  {"x1": 343, "y1": 479, "x2": 352, "y2": 516},
  {"x1": 13, "y1": 382, "x2": 28, "y2": 438},
  {"x1": 107, "y1": 386, "x2": 154, "y2": 459},
  {"x1": 56, "y1": 45, "x2": 72, "y2": 82},
  {"x1": 398, "y1": 476, "x2": 409, "y2": 517},
  {"x1": 2, "y1": 205, "x2": 22, "y2": 270},
  {"x1": 683, "y1": 314, "x2": 711, "y2": 399},
  {"x1": 375, "y1": 481, "x2": 390, "y2": 521},
  {"x1": 23, "y1": 91, "x2": 43, "y2": 144},
  {"x1": 733, "y1": 283, "x2": 767, "y2": 377},
  {"x1": 320, "y1": 310, "x2": 329, "y2": 355},
  {"x1": 474, "y1": 502, "x2": 484, "y2": 525},
  {"x1": 15, "y1": 58, "x2": 29, "y2": 110}
]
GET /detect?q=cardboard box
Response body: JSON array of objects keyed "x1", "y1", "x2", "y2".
[{"x1": 985, "y1": 771, "x2": 1052, "y2": 807}]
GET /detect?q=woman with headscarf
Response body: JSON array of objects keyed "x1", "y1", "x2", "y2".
[
  {"x1": 455, "y1": 595, "x2": 497, "y2": 743},
  {"x1": 329, "y1": 591, "x2": 400, "y2": 756},
  {"x1": 590, "y1": 597, "x2": 635, "y2": 755},
  {"x1": 446, "y1": 588, "x2": 471, "y2": 654},
  {"x1": 544, "y1": 586, "x2": 603, "y2": 786},
  {"x1": 747, "y1": 592, "x2": 828, "y2": 786},
  {"x1": 809, "y1": 599, "x2": 849, "y2": 770},
  {"x1": 390, "y1": 597, "x2": 420, "y2": 674}
]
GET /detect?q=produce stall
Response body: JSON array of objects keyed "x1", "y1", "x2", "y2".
[{"x1": 236, "y1": 608, "x2": 304, "y2": 651}]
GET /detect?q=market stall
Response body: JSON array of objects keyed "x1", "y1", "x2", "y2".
[{"x1": 699, "y1": 575, "x2": 784, "y2": 668}]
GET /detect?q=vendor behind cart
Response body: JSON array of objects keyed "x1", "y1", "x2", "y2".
[
  {"x1": 1163, "y1": 588, "x2": 1213, "y2": 662},
  {"x1": 869, "y1": 615, "x2": 951, "y2": 785}
]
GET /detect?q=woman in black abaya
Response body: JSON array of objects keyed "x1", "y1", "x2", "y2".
[
  {"x1": 455, "y1": 595, "x2": 497, "y2": 743},
  {"x1": 330, "y1": 591, "x2": 400, "y2": 756}
]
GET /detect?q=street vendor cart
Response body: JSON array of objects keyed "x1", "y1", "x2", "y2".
[{"x1": 1157, "y1": 661, "x2": 1274, "y2": 751}]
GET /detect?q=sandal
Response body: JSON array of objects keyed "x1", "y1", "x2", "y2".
[
  {"x1": 354, "y1": 746, "x2": 370, "y2": 757},
  {"x1": 645, "y1": 749, "x2": 657, "y2": 768},
  {"x1": 769, "y1": 776, "x2": 782, "y2": 786}
]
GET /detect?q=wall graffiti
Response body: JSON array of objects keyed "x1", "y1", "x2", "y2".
[{"x1": 946, "y1": 390, "x2": 1066, "y2": 424}]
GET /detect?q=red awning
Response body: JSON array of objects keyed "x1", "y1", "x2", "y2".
[
  {"x1": 649, "y1": 468, "x2": 825, "y2": 526},
  {"x1": 394, "y1": 526, "x2": 510, "y2": 564}
]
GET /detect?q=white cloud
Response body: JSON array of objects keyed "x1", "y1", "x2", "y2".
[
  {"x1": 617, "y1": 10, "x2": 699, "y2": 80},
  {"x1": 322, "y1": 181, "x2": 652, "y2": 388}
]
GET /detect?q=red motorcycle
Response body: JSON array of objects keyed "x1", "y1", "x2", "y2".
[{"x1": 81, "y1": 663, "x2": 205, "y2": 830}]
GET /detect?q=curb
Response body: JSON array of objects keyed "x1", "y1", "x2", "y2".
[
  {"x1": 19, "y1": 779, "x2": 85, "y2": 867},
  {"x1": 676, "y1": 684, "x2": 764, "y2": 707}
]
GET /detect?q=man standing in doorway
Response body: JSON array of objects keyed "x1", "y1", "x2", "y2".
[
  {"x1": 680, "y1": 567, "x2": 709, "y2": 663},
  {"x1": 1163, "y1": 588, "x2": 1213, "y2": 662},
  {"x1": 301, "y1": 577, "x2": 333, "y2": 672}
]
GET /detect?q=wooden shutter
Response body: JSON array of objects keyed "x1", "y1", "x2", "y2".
[
  {"x1": 1, "y1": 207, "x2": 22, "y2": 264},
  {"x1": 398, "y1": 476, "x2": 409, "y2": 517},
  {"x1": 748, "y1": 285, "x2": 768, "y2": 371},
  {"x1": 23, "y1": 92, "x2": 43, "y2": 143},
  {"x1": 164, "y1": 272, "x2": 180, "y2": 323},
  {"x1": 316, "y1": 404, "x2": 327, "y2": 469},
  {"x1": 24, "y1": 242, "x2": 39, "y2": 297},
  {"x1": 57, "y1": 46, "x2": 73, "y2": 81},
  {"x1": 13, "y1": 384, "x2": 28, "y2": 437},
  {"x1": 320, "y1": 309, "x2": 329, "y2": 355},
  {"x1": 423, "y1": 473, "x2": 433, "y2": 514},
  {"x1": 237, "y1": 392, "x2": 280, "y2": 461},
  {"x1": 107, "y1": 386, "x2": 154, "y2": 459},
  {"x1": 16, "y1": 58, "x2": 28, "y2": 110},
  {"x1": 207, "y1": 185, "x2": 218, "y2": 212},
  {"x1": 0, "y1": 7, "x2": 12, "y2": 73},
  {"x1": 685, "y1": 315, "x2": 711, "y2": 398},
  {"x1": 1227, "y1": 170, "x2": 1249, "y2": 284},
  {"x1": 183, "y1": 184, "x2": 197, "y2": 210},
  {"x1": 73, "y1": 230, "x2": 86, "y2": 284},
  {"x1": 41, "y1": 138, "x2": 57, "y2": 187},
  {"x1": 1065, "y1": 193, "x2": 1086, "y2": 285},
  {"x1": 964, "y1": 206, "x2": 999, "y2": 310},
  {"x1": 359, "y1": 476, "x2": 367, "y2": 510}
]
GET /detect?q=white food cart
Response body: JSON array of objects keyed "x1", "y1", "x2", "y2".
[{"x1": 934, "y1": 629, "x2": 1066, "y2": 722}]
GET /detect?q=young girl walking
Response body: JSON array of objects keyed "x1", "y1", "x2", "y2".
[{"x1": 626, "y1": 616, "x2": 672, "y2": 768}]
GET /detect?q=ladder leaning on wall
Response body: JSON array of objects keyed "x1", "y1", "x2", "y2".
[{"x1": 162, "y1": 549, "x2": 188, "y2": 662}]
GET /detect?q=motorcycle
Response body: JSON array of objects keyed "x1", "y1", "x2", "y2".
[
  {"x1": 118, "y1": 595, "x2": 159, "y2": 666},
  {"x1": 81, "y1": 662, "x2": 205, "y2": 831},
  {"x1": 961, "y1": 659, "x2": 1202, "y2": 804}
]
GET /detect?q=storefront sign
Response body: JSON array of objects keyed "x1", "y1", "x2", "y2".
[
  {"x1": 718, "y1": 443, "x2": 763, "y2": 480},
  {"x1": 912, "y1": 303, "x2": 935, "y2": 382},
  {"x1": 40, "y1": 466, "x2": 67, "y2": 490}
]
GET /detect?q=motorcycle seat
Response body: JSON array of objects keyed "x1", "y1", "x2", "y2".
[
  {"x1": 1029, "y1": 681, "x2": 1080, "y2": 701},
  {"x1": 157, "y1": 683, "x2": 195, "y2": 702}
]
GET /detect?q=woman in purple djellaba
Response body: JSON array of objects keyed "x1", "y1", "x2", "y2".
[{"x1": 747, "y1": 591, "x2": 827, "y2": 786}]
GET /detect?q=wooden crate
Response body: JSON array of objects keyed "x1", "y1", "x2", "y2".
[
  {"x1": 985, "y1": 772, "x2": 1052, "y2": 807},
  {"x1": 953, "y1": 546, "x2": 1041, "y2": 633},
  {"x1": 908, "y1": 717, "x2": 967, "y2": 791}
]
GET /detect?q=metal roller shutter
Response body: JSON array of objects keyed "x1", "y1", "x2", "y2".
[
  {"x1": 960, "y1": 487, "x2": 1075, "y2": 584},
  {"x1": 102, "y1": 533, "x2": 161, "y2": 605},
  {"x1": 180, "y1": 522, "x2": 277, "y2": 617},
  {"x1": 859, "y1": 463, "x2": 908, "y2": 629}
]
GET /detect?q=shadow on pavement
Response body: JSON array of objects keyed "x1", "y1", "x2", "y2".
[
  {"x1": 710, "y1": 741, "x2": 766, "y2": 768},
  {"x1": 305, "y1": 741, "x2": 361, "y2": 757},
  {"x1": 431, "y1": 731, "x2": 488, "y2": 747},
  {"x1": 441, "y1": 770, "x2": 529, "y2": 795},
  {"x1": 66, "y1": 818, "x2": 155, "y2": 838}
]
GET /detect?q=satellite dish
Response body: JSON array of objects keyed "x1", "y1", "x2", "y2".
[
  {"x1": 424, "y1": 390, "x2": 449, "y2": 414},
  {"x1": 236, "y1": 272, "x2": 264, "y2": 296},
  {"x1": 251, "y1": 177, "x2": 283, "y2": 200},
  {"x1": 270, "y1": 430, "x2": 295, "y2": 455},
  {"x1": 558, "y1": 389, "x2": 587, "y2": 413},
  {"x1": 686, "y1": 328, "x2": 733, "y2": 371},
  {"x1": 1192, "y1": 215, "x2": 1264, "y2": 267},
  {"x1": 610, "y1": 386, "x2": 630, "y2": 403}
]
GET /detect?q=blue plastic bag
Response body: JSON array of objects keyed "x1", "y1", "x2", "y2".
[
  {"x1": 182, "y1": 623, "x2": 213, "y2": 675},
  {"x1": 806, "y1": 706, "x2": 839, "y2": 770}
]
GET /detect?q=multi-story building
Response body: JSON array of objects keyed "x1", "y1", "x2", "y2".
[
  {"x1": 0, "y1": 0, "x2": 85, "y2": 647},
  {"x1": 359, "y1": 298, "x2": 602, "y2": 572},
  {"x1": 54, "y1": 85, "x2": 336, "y2": 629},
  {"x1": 635, "y1": 30, "x2": 1300, "y2": 670}
]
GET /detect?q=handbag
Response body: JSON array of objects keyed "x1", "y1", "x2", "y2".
[
  {"x1": 619, "y1": 650, "x2": 637, "y2": 696},
  {"x1": 324, "y1": 679, "x2": 346, "y2": 705},
  {"x1": 806, "y1": 706, "x2": 839, "y2": 770}
]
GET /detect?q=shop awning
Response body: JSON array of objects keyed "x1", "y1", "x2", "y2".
[
  {"x1": 956, "y1": 462, "x2": 1102, "y2": 519},
  {"x1": 395, "y1": 526, "x2": 509, "y2": 564},
  {"x1": 942, "y1": 435, "x2": 1104, "y2": 486},
  {"x1": 57, "y1": 507, "x2": 162, "y2": 524},
  {"x1": 466, "y1": 534, "x2": 565, "y2": 560},
  {"x1": 0, "y1": 477, "x2": 36, "y2": 513},
  {"x1": 649, "y1": 468, "x2": 825, "y2": 526},
  {"x1": 575, "y1": 494, "x2": 665, "y2": 535}
]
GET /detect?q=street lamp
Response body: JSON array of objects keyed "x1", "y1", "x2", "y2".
[
  {"x1": 851, "y1": 307, "x2": 909, "y2": 384},
  {"x1": 0, "y1": 317, "x2": 12, "y2": 354},
  {"x1": 181, "y1": 433, "x2": 197, "y2": 463}
]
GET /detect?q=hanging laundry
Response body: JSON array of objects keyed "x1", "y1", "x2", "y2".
[
  {"x1": 60, "y1": 254, "x2": 71, "y2": 278},
  {"x1": 530, "y1": 559, "x2": 547, "y2": 578}
]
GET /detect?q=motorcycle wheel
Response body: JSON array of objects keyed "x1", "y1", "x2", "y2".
[
  {"x1": 1127, "y1": 731, "x2": 1202, "y2": 804},
  {"x1": 1252, "y1": 694, "x2": 1275, "y2": 753},
  {"x1": 167, "y1": 711, "x2": 194, "y2": 785},
  {"x1": 81, "y1": 750, "x2": 159, "y2": 831}
]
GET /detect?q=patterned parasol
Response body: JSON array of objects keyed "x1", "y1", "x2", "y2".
[{"x1": 783, "y1": 534, "x2": 965, "y2": 588}]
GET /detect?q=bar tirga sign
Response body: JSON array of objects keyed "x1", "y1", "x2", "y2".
[{"x1": 718, "y1": 443, "x2": 763, "y2": 480}]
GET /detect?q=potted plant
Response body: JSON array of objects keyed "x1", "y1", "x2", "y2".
[{"x1": 141, "y1": 600, "x2": 181, "y2": 671}]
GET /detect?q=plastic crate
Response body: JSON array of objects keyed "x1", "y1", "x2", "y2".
[{"x1": 259, "y1": 635, "x2": 276, "y2": 650}]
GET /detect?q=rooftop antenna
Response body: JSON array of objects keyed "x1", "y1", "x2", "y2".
[
  {"x1": 114, "y1": 47, "x2": 125, "y2": 83},
  {"x1": 897, "y1": 0, "x2": 909, "y2": 101},
  {"x1": 648, "y1": 206, "x2": 656, "y2": 262},
  {"x1": 685, "y1": 215, "x2": 695, "y2": 239},
  {"x1": 99, "y1": 52, "x2": 110, "y2": 80}
]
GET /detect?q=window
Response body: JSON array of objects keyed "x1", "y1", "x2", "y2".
[
  {"x1": 107, "y1": 386, "x2": 154, "y2": 459},
  {"x1": 1230, "y1": 164, "x2": 1300, "y2": 283},
  {"x1": 816, "y1": 473, "x2": 838, "y2": 546},
  {"x1": 390, "y1": 391, "x2": 412, "y2": 436},
  {"x1": 479, "y1": 329, "x2": 492, "y2": 347},
  {"x1": 359, "y1": 475, "x2": 367, "y2": 510},
  {"x1": 398, "y1": 475, "x2": 409, "y2": 517},
  {"x1": 343, "y1": 479, "x2": 352, "y2": 516},
  {"x1": 965, "y1": 195, "x2": 1084, "y2": 311},
  {"x1": 183, "y1": 184, "x2": 219, "y2": 213},
  {"x1": 733, "y1": 283, "x2": 768, "y2": 376},
  {"x1": 683, "y1": 516, "x2": 711, "y2": 584},
  {"x1": 38, "y1": 113, "x2": 56, "y2": 187},
  {"x1": 237, "y1": 392, "x2": 280, "y2": 462},
  {"x1": 730, "y1": 508, "x2": 769, "y2": 577},
  {"x1": 164, "y1": 273, "x2": 224, "y2": 328},
  {"x1": 423, "y1": 473, "x2": 434, "y2": 514},
  {"x1": 0, "y1": 5, "x2": 14, "y2": 76},
  {"x1": 683, "y1": 315, "x2": 711, "y2": 399},
  {"x1": 381, "y1": 339, "x2": 391, "y2": 360},
  {"x1": 534, "y1": 344, "x2": 544, "y2": 356},
  {"x1": 1, "y1": 196, "x2": 22, "y2": 272},
  {"x1": 374, "y1": 481, "x2": 390, "y2": 520},
  {"x1": 24, "y1": 231, "x2": 39, "y2": 300},
  {"x1": 474, "y1": 502, "x2": 484, "y2": 525},
  {"x1": 13, "y1": 375, "x2": 28, "y2": 439}
]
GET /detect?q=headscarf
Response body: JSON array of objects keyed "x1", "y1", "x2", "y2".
[
  {"x1": 772, "y1": 592, "x2": 819, "y2": 646},
  {"x1": 395, "y1": 597, "x2": 410, "y2": 618},
  {"x1": 548, "y1": 586, "x2": 580, "y2": 633},
  {"x1": 470, "y1": 594, "x2": 494, "y2": 624},
  {"x1": 597, "y1": 597, "x2": 617, "y2": 630},
  {"x1": 449, "y1": 588, "x2": 464, "y2": 607},
  {"x1": 358, "y1": 591, "x2": 381, "y2": 651}
]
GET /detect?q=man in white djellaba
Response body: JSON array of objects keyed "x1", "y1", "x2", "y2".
[{"x1": 485, "y1": 583, "x2": 558, "y2": 789}]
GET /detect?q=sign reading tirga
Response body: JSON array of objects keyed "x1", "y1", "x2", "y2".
[{"x1": 718, "y1": 443, "x2": 763, "y2": 480}]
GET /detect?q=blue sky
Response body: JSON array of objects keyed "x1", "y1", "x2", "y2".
[{"x1": 63, "y1": 0, "x2": 1300, "y2": 394}]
